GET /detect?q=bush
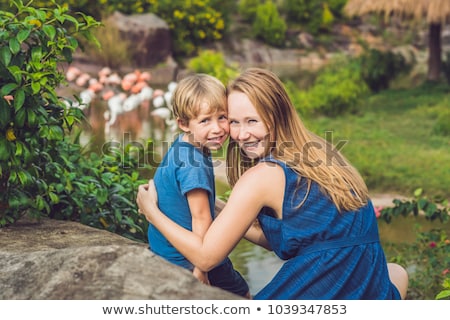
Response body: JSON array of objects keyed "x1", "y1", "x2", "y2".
[
  {"x1": 358, "y1": 48, "x2": 413, "y2": 92},
  {"x1": 0, "y1": 0, "x2": 101, "y2": 226},
  {"x1": 282, "y1": 0, "x2": 345, "y2": 34},
  {"x1": 154, "y1": 0, "x2": 226, "y2": 56},
  {"x1": 187, "y1": 50, "x2": 239, "y2": 84},
  {"x1": 0, "y1": 0, "x2": 151, "y2": 242},
  {"x1": 252, "y1": 1, "x2": 286, "y2": 47},
  {"x1": 238, "y1": 0, "x2": 261, "y2": 22},
  {"x1": 291, "y1": 56, "x2": 369, "y2": 116}
]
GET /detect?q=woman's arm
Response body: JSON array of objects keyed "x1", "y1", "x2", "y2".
[
  {"x1": 137, "y1": 163, "x2": 284, "y2": 271},
  {"x1": 217, "y1": 197, "x2": 271, "y2": 250},
  {"x1": 244, "y1": 221, "x2": 272, "y2": 251}
]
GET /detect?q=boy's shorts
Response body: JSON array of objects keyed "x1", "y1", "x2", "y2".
[{"x1": 208, "y1": 257, "x2": 249, "y2": 297}]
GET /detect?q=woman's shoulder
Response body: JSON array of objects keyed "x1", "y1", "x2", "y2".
[{"x1": 238, "y1": 161, "x2": 285, "y2": 188}]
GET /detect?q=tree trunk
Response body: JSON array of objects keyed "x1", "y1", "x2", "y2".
[{"x1": 427, "y1": 23, "x2": 441, "y2": 82}]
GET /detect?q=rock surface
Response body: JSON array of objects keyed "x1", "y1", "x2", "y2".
[
  {"x1": 106, "y1": 11, "x2": 172, "y2": 68},
  {"x1": 0, "y1": 217, "x2": 241, "y2": 300}
]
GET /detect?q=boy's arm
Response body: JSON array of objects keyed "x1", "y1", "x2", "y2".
[
  {"x1": 186, "y1": 188, "x2": 214, "y2": 282},
  {"x1": 214, "y1": 197, "x2": 226, "y2": 217}
]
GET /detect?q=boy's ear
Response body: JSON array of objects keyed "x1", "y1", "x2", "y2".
[{"x1": 177, "y1": 118, "x2": 190, "y2": 133}]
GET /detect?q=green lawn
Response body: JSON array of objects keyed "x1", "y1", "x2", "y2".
[{"x1": 305, "y1": 83, "x2": 450, "y2": 199}]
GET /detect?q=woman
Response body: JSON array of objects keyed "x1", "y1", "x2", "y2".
[{"x1": 137, "y1": 68, "x2": 408, "y2": 299}]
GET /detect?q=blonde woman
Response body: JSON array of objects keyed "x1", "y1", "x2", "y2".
[{"x1": 137, "y1": 68, "x2": 408, "y2": 299}]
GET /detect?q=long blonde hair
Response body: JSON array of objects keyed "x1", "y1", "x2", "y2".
[{"x1": 226, "y1": 68, "x2": 369, "y2": 212}]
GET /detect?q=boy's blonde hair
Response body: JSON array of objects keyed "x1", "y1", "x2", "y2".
[{"x1": 172, "y1": 73, "x2": 227, "y2": 123}]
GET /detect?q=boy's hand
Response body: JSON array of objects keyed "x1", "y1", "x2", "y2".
[
  {"x1": 136, "y1": 179, "x2": 159, "y2": 223},
  {"x1": 193, "y1": 267, "x2": 210, "y2": 285}
]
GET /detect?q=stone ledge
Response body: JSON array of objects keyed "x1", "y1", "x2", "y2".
[{"x1": 0, "y1": 218, "x2": 241, "y2": 300}]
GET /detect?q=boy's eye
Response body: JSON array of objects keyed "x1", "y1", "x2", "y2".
[
  {"x1": 219, "y1": 115, "x2": 228, "y2": 120},
  {"x1": 229, "y1": 120, "x2": 238, "y2": 125},
  {"x1": 248, "y1": 119, "x2": 257, "y2": 124}
]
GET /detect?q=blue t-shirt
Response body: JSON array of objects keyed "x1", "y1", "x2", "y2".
[{"x1": 148, "y1": 134, "x2": 215, "y2": 270}]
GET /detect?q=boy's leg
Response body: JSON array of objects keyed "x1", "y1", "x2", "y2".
[{"x1": 208, "y1": 258, "x2": 250, "y2": 298}]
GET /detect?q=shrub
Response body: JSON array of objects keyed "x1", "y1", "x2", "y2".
[
  {"x1": 282, "y1": 0, "x2": 345, "y2": 34},
  {"x1": 238, "y1": 0, "x2": 262, "y2": 22},
  {"x1": 358, "y1": 48, "x2": 413, "y2": 92},
  {"x1": 380, "y1": 188, "x2": 449, "y2": 224},
  {"x1": 0, "y1": 0, "x2": 101, "y2": 226},
  {"x1": 43, "y1": 134, "x2": 151, "y2": 242},
  {"x1": 380, "y1": 188, "x2": 450, "y2": 299},
  {"x1": 187, "y1": 50, "x2": 239, "y2": 85},
  {"x1": 154, "y1": 0, "x2": 226, "y2": 56},
  {"x1": 252, "y1": 1, "x2": 286, "y2": 47},
  {"x1": 0, "y1": 0, "x2": 151, "y2": 242},
  {"x1": 291, "y1": 56, "x2": 369, "y2": 116}
]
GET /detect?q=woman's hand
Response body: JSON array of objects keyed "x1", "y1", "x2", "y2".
[{"x1": 136, "y1": 179, "x2": 159, "y2": 223}]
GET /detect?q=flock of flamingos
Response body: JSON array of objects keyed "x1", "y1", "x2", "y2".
[{"x1": 63, "y1": 65, "x2": 178, "y2": 142}]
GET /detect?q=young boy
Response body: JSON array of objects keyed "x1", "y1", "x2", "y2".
[{"x1": 147, "y1": 73, "x2": 250, "y2": 298}]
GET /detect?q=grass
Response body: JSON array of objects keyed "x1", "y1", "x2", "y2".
[{"x1": 305, "y1": 82, "x2": 450, "y2": 199}]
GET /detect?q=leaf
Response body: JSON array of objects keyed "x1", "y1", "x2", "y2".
[
  {"x1": 48, "y1": 125, "x2": 64, "y2": 140},
  {"x1": 414, "y1": 188, "x2": 423, "y2": 197},
  {"x1": 9, "y1": 38, "x2": 20, "y2": 55},
  {"x1": 31, "y1": 81, "x2": 40, "y2": 94},
  {"x1": 16, "y1": 29, "x2": 31, "y2": 43},
  {"x1": 0, "y1": 136, "x2": 11, "y2": 161},
  {"x1": 14, "y1": 88, "x2": 25, "y2": 110},
  {"x1": 435, "y1": 289, "x2": 450, "y2": 300},
  {"x1": 0, "y1": 46, "x2": 12, "y2": 66},
  {"x1": 0, "y1": 98, "x2": 11, "y2": 129},
  {"x1": 15, "y1": 107, "x2": 26, "y2": 127},
  {"x1": 1, "y1": 83, "x2": 18, "y2": 96},
  {"x1": 42, "y1": 25, "x2": 56, "y2": 40},
  {"x1": 17, "y1": 169, "x2": 28, "y2": 185},
  {"x1": 31, "y1": 46, "x2": 42, "y2": 61},
  {"x1": 27, "y1": 108, "x2": 37, "y2": 126}
]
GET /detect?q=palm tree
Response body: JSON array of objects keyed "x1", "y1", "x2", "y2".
[{"x1": 344, "y1": 0, "x2": 450, "y2": 82}]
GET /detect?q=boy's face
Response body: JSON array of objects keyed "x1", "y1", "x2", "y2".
[{"x1": 179, "y1": 103, "x2": 229, "y2": 151}]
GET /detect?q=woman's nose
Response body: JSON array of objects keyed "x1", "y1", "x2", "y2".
[{"x1": 237, "y1": 126, "x2": 250, "y2": 140}]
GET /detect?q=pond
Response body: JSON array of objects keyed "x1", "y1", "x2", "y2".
[{"x1": 76, "y1": 93, "x2": 449, "y2": 297}]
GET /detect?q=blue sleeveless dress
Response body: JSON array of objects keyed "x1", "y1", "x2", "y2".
[{"x1": 254, "y1": 157, "x2": 401, "y2": 300}]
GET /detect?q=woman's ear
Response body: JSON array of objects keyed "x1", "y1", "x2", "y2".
[{"x1": 177, "y1": 118, "x2": 190, "y2": 133}]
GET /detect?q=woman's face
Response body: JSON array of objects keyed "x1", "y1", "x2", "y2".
[{"x1": 227, "y1": 91, "x2": 269, "y2": 159}]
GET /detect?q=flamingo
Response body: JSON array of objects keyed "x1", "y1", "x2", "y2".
[
  {"x1": 122, "y1": 93, "x2": 143, "y2": 112},
  {"x1": 65, "y1": 66, "x2": 82, "y2": 82},
  {"x1": 105, "y1": 92, "x2": 127, "y2": 128}
]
